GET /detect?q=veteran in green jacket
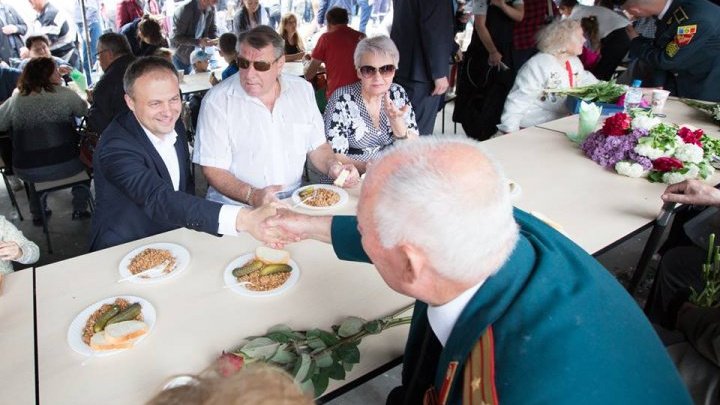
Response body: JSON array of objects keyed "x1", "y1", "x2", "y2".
[
  {"x1": 624, "y1": 0, "x2": 720, "y2": 102},
  {"x1": 268, "y1": 137, "x2": 692, "y2": 404}
]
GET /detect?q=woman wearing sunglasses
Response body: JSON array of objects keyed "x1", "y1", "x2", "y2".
[{"x1": 320, "y1": 36, "x2": 418, "y2": 180}]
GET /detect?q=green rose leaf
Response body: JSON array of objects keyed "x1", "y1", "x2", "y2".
[
  {"x1": 293, "y1": 353, "x2": 313, "y2": 383},
  {"x1": 304, "y1": 358, "x2": 317, "y2": 383},
  {"x1": 363, "y1": 320, "x2": 383, "y2": 334},
  {"x1": 343, "y1": 361, "x2": 354, "y2": 372},
  {"x1": 338, "y1": 317, "x2": 365, "y2": 337},
  {"x1": 316, "y1": 329, "x2": 340, "y2": 346},
  {"x1": 312, "y1": 369, "x2": 330, "y2": 397},
  {"x1": 268, "y1": 324, "x2": 292, "y2": 333},
  {"x1": 240, "y1": 337, "x2": 280, "y2": 360},
  {"x1": 269, "y1": 344, "x2": 297, "y2": 364},
  {"x1": 337, "y1": 343, "x2": 360, "y2": 364},
  {"x1": 267, "y1": 331, "x2": 295, "y2": 343},
  {"x1": 327, "y1": 361, "x2": 346, "y2": 380},
  {"x1": 305, "y1": 329, "x2": 326, "y2": 349},
  {"x1": 299, "y1": 378, "x2": 315, "y2": 396},
  {"x1": 314, "y1": 350, "x2": 333, "y2": 368}
]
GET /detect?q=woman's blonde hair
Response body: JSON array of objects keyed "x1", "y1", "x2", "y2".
[
  {"x1": 147, "y1": 364, "x2": 315, "y2": 405},
  {"x1": 278, "y1": 13, "x2": 304, "y2": 52},
  {"x1": 536, "y1": 19, "x2": 582, "y2": 55}
]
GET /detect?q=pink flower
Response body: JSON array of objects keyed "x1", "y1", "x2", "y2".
[
  {"x1": 678, "y1": 127, "x2": 704, "y2": 146},
  {"x1": 652, "y1": 157, "x2": 684, "y2": 172},
  {"x1": 601, "y1": 112, "x2": 631, "y2": 136},
  {"x1": 216, "y1": 351, "x2": 244, "y2": 377}
]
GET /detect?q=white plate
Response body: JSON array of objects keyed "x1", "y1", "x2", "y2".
[
  {"x1": 291, "y1": 184, "x2": 349, "y2": 210},
  {"x1": 223, "y1": 253, "x2": 300, "y2": 297},
  {"x1": 67, "y1": 295, "x2": 156, "y2": 357},
  {"x1": 118, "y1": 243, "x2": 190, "y2": 284}
]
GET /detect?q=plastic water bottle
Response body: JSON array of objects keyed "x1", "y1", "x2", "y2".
[
  {"x1": 624, "y1": 80, "x2": 643, "y2": 112},
  {"x1": 69, "y1": 69, "x2": 88, "y2": 92}
]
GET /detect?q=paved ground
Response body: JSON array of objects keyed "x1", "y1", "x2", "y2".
[{"x1": 0, "y1": 103, "x2": 658, "y2": 403}]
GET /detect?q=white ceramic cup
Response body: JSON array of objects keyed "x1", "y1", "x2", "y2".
[{"x1": 652, "y1": 89, "x2": 671, "y2": 112}]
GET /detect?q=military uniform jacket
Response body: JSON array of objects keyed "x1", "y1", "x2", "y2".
[
  {"x1": 630, "y1": 0, "x2": 720, "y2": 101},
  {"x1": 330, "y1": 210, "x2": 692, "y2": 404}
]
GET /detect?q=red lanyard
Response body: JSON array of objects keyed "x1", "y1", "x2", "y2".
[{"x1": 565, "y1": 60, "x2": 574, "y2": 88}]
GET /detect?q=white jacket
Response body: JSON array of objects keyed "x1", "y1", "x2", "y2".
[
  {"x1": 0, "y1": 215, "x2": 39, "y2": 274},
  {"x1": 498, "y1": 53, "x2": 597, "y2": 133}
]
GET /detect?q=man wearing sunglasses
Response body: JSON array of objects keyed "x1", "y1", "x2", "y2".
[{"x1": 194, "y1": 26, "x2": 360, "y2": 209}]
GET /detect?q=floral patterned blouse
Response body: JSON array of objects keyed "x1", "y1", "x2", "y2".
[{"x1": 323, "y1": 81, "x2": 418, "y2": 162}]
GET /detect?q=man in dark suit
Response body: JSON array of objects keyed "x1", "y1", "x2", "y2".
[
  {"x1": 90, "y1": 57, "x2": 288, "y2": 251},
  {"x1": 171, "y1": 0, "x2": 218, "y2": 73},
  {"x1": 390, "y1": 0, "x2": 454, "y2": 135},
  {"x1": 624, "y1": 0, "x2": 720, "y2": 101},
  {"x1": 86, "y1": 33, "x2": 136, "y2": 135}
]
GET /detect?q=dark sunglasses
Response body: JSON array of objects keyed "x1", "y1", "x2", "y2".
[
  {"x1": 237, "y1": 56, "x2": 280, "y2": 72},
  {"x1": 358, "y1": 64, "x2": 396, "y2": 78},
  {"x1": 94, "y1": 49, "x2": 109, "y2": 59}
]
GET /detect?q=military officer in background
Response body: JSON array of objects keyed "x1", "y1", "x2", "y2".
[{"x1": 624, "y1": 0, "x2": 720, "y2": 102}]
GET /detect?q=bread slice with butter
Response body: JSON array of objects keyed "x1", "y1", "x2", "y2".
[
  {"x1": 90, "y1": 332, "x2": 135, "y2": 351},
  {"x1": 255, "y1": 246, "x2": 290, "y2": 264},
  {"x1": 334, "y1": 169, "x2": 350, "y2": 187},
  {"x1": 104, "y1": 320, "x2": 148, "y2": 344}
]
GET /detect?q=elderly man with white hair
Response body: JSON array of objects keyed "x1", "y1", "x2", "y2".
[{"x1": 267, "y1": 136, "x2": 692, "y2": 404}]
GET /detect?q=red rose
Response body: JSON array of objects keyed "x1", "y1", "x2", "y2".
[
  {"x1": 216, "y1": 351, "x2": 244, "y2": 377},
  {"x1": 652, "y1": 157, "x2": 684, "y2": 172},
  {"x1": 601, "y1": 112, "x2": 631, "y2": 136},
  {"x1": 678, "y1": 127, "x2": 704, "y2": 146}
]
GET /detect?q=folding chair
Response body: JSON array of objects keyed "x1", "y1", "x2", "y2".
[
  {"x1": 25, "y1": 171, "x2": 94, "y2": 253},
  {"x1": 0, "y1": 155, "x2": 23, "y2": 221}
]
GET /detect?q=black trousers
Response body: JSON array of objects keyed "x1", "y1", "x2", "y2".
[
  {"x1": 394, "y1": 77, "x2": 442, "y2": 135},
  {"x1": 647, "y1": 246, "x2": 705, "y2": 329},
  {"x1": 592, "y1": 27, "x2": 630, "y2": 81},
  {"x1": 0, "y1": 135, "x2": 12, "y2": 175}
]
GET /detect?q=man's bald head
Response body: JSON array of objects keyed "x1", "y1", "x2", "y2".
[{"x1": 359, "y1": 137, "x2": 519, "y2": 286}]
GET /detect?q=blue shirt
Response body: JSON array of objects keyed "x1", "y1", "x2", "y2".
[{"x1": 221, "y1": 62, "x2": 238, "y2": 80}]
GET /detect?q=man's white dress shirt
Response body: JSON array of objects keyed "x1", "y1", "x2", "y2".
[
  {"x1": 193, "y1": 73, "x2": 326, "y2": 206},
  {"x1": 427, "y1": 282, "x2": 484, "y2": 346}
]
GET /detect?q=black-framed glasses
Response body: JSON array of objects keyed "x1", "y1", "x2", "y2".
[
  {"x1": 237, "y1": 55, "x2": 281, "y2": 72},
  {"x1": 358, "y1": 64, "x2": 396, "y2": 79},
  {"x1": 94, "y1": 49, "x2": 109, "y2": 59}
]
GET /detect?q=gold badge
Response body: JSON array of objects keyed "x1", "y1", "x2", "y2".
[
  {"x1": 674, "y1": 7, "x2": 689, "y2": 24},
  {"x1": 666, "y1": 41, "x2": 680, "y2": 57}
]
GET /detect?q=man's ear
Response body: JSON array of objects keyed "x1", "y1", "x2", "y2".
[
  {"x1": 124, "y1": 93, "x2": 135, "y2": 112},
  {"x1": 399, "y1": 243, "x2": 427, "y2": 284}
]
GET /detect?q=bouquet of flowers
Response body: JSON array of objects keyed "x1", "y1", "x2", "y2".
[
  {"x1": 682, "y1": 98, "x2": 720, "y2": 125},
  {"x1": 212, "y1": 304, "x2": 413, "y2": 397},
  {"x1": 580, "y1": 111, "x2": 719, "y2": 183}
]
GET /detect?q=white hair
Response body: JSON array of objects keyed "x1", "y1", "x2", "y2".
[
  {"x1": 536, "y1": 19, "x2": 582, "y2": 55},
  {"x1": 353, "y1": 35, "x2": 400, "y2": 70},
  {"x1": 372, "y1": 136, "x2": 519, "y2": 284}
]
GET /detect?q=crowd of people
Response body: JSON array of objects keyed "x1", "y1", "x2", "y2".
[{"x1": 2, "y1": 0, "x2": 720, "y2": 403}]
